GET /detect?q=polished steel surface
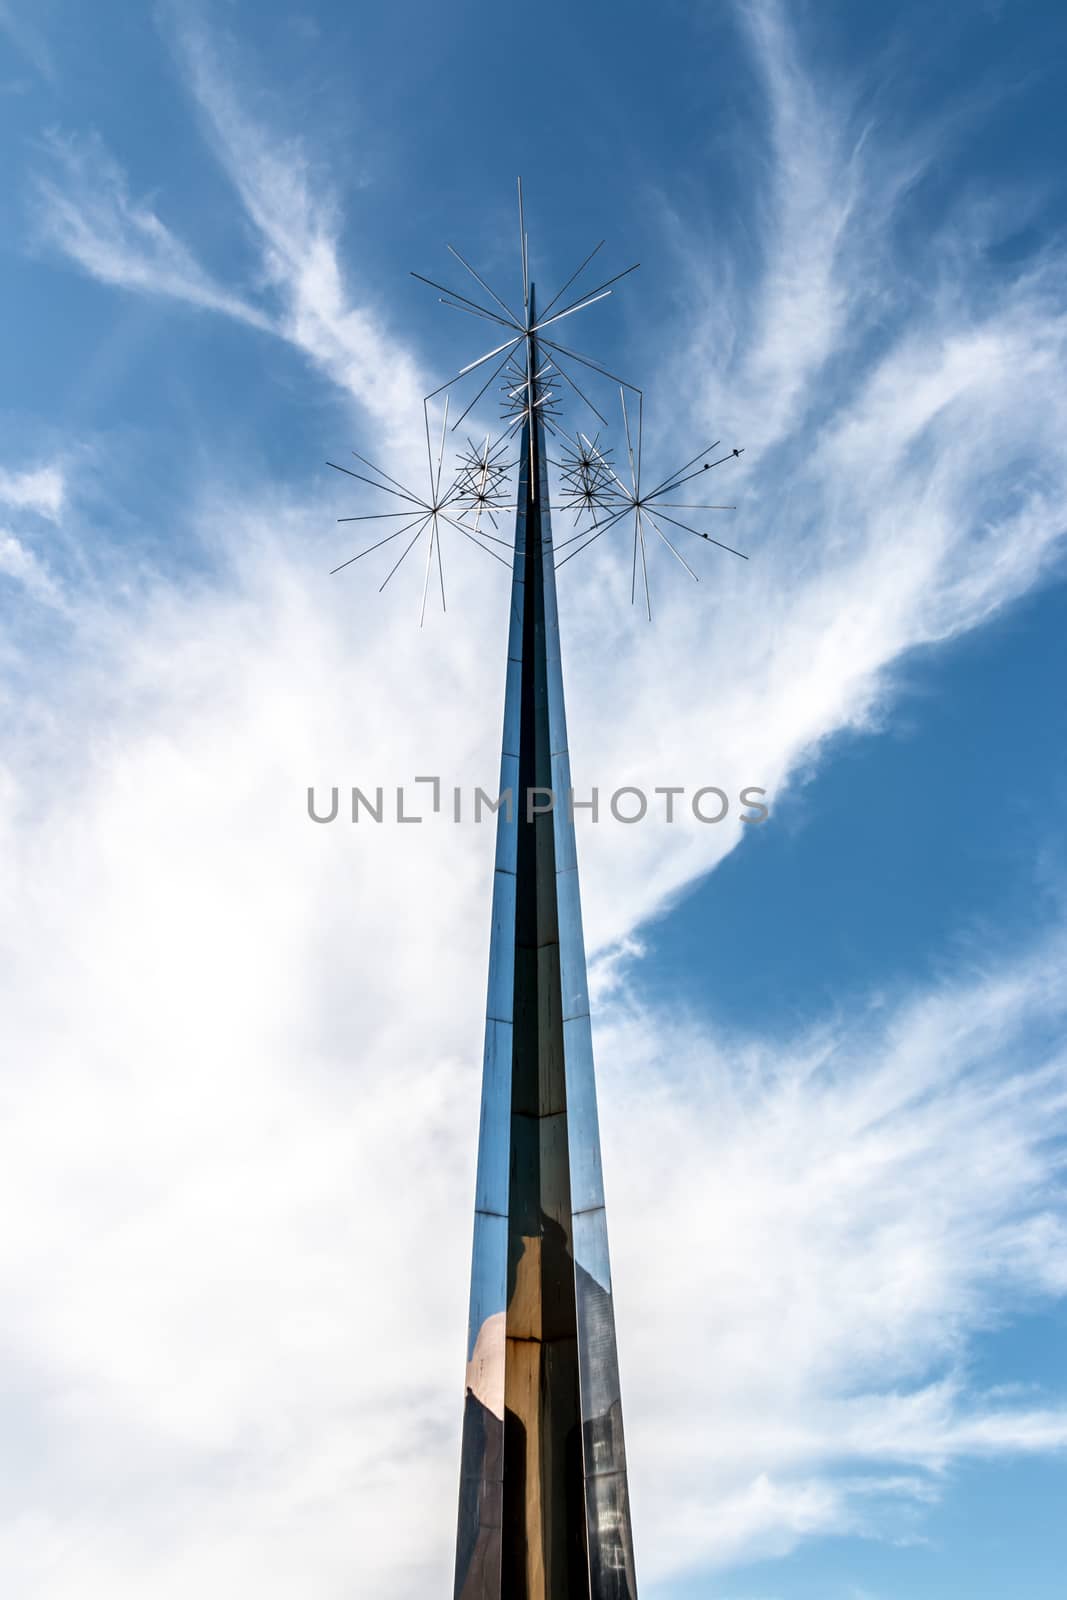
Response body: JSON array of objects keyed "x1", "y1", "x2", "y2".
[
  {"x1": 455, "y1": 287, "x2": 637, "y2": 1600},
  {"x1": 327, "y1": 180, "x2": 748, "y2": 1597}
]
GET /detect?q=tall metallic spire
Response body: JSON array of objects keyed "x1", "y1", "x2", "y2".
[
  {"x1": 327, "y1": 180, "x2": 746, "y2": 1599},
  {"x1": 455, "y1": 290, "x2": 637, "y2": 1600}
]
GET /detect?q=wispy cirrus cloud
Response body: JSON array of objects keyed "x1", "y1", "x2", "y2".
[
  {"x1": 31, "y1": 20, "x2": 426, "y2": 451},
  {"x1": 34, "y1": 131, "x2": 273, "y2": 331},
  {"x1": 603, "y1": 943, "x2": 1067, "y2": 1577},
  {"x1": 166, "y1": 17, "x2": 426, "y2": 446},
  {"x1": 559, "y1": 0, "x2": 1067, "y2": 952}
]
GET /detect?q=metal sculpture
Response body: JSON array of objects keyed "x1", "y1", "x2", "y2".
[{"x1": 328, "y1": 181, "x2": 745, "y2": 1598}]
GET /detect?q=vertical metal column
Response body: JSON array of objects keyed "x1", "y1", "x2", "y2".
[{"x1": 455, "y1": 293, "x2": 637, "y2": 1600}]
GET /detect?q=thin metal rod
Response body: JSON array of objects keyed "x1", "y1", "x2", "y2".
[
  {"x1": 420, "y1": 517, "x2": 436, "y2": 627},
  {"x1": 553, "y1": 499, "x2": 630, "y2": 552},
  {"x1": 533, "y1": 262, "x2": 640, "y2": 332},
  {"x1": 517, "y1": 177, "x2": 528, "y2": 312},
  {"x1": 409, "y1": 271, "x2": 518, "y2": 331},
  {"x1": 436, "y1": 511, "x2": 513, "y2": 567},
  {"x1": 631, "y1": 514, "x2": 638, "y2": 606},
  {"x1": 438, "y1": 296, "x2": 518, "y2": 331},
  {"x1": 620, "y1": 389, "x2": 638, "y2": 496},
  {"x1": 379, "y1": 519, "x2": 429, "y2": 591},
  {"x1": 435, "y1": 515, "x2": 447, "y2": 610},
  {"x1": 458, "y1": 334, "x2": 523, "y2": 378},
  {"x1": 329, "y1": 510, "x2": 428, "y2": 575},
  {"x1": 448, "y1": 243, "x2": 522, "y2": 328},
  {"x1": 532, "y1": 288, "x2": 613, "y2": 333},
  {"x1": 540, "y1": 336, "x2": 642, "y2": 394},
  {"x1": 451, "y1": 346, "x2": 518, "y2": 431},
  {"x1": 423, "y1": 401, "x2": 436, "y2": 495},
  {"x1": 640, "y1": 447, "x2": 718, "y2": 501},
  {"x1": 327, "y1": 461, "x2": 425, "y2": 511},
  {"x1": 336, "y1": 511, "x2": 426, "y2": 522},
  {"x1": 536, "y1": 239, "x2": 604, "y2": 321},
  {"x1": 642, "y1": 507, "x2": 699, "y2": 581},
  {"x1": 350, "y1": 447, "x2": 426, "y2": 499},
  {"x1": 554, "y1": 502, "x2": 631, "y2": 565},
  {"x1": 435, "y1": 395, "x2": 450, "y2": 500},
  {"x1": 548, "y1": 355, "x2": 609, "y2": 426},
  {"x1": 637, "y1": 511, "x2": 652, "y2": 621},
  {"x1": 649, "y1": 507, "x2": 748, "y2": 559}
]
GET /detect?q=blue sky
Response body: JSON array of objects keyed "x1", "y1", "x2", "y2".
[{"x1": 1, "y1": 2, "x2": 1066, "y2": 1596}]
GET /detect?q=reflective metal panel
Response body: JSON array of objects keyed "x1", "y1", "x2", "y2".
[
  {"x1": 585, "y1": 1471, "x2": 638, "y2": 1600},
  {"x1": 550, "y1": 749, "x2": 577, "y2": 873},
  {"x1": 494, "y1": 753, "x2": 520, "y2": 876},
  {"x1": 501, "y1": 657, "x2": 523, "y2": 759},
  {"x1": 475, "y1": 1019, "x2": 512, "y2": 1218},
  {"x1": 485, "y1": 868, "x2": 517, "y2": 1024},
  {"x1": 555, "y1": 864, "x2": 591, "y2": 1022},
  {"x1": 457, "y1": 297, "x2": 636, "y2": 1598},
  {"x1": 467, "y1": 1210, "x2": 509, "y2": 1361},
  {"x1": 561, "y1": 1013, "x2": 605, "y2": 1215},
  {"x1": 546, "y1": 638, "x2": 569, "y2": 749}
]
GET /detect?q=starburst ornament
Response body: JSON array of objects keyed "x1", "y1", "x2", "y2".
[
  {"x1": 326, "y1": 397, "x2": 511, "y2": 627},
  {"x1": 329, "y1": 179, "x2": 746, "y2": 621},
  {"x1": 554, "y1": 430, "x2": 618, "y2": 524},
  {"x1": 554, "y1": 388, "x2": 747, "y2": 618}
]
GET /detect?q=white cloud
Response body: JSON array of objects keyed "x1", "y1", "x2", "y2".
[
  {"x1": 32, "y1": 25, "x2": 426, "y2": 456},
  {"x1": 34, "y1": 132, "x2": 272, "y2": 332},
  {"x1": 167, "y1": 18, "x2": 426, "y2": 450},
  {"x1": 601, "y1": 951, "x2": 1067, "y2": 1577},
  {"x1": 0, "y1": 528, "x2": 64, "y2": 606},
  {"x1": 0, "y1": 464, "x2": 65, "y2": 521}
]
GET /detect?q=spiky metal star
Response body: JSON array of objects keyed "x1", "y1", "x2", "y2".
[
  {"x1": 453, "y1": 434, "x2": 516, "y2": 540},
  {"x1": 554, "y1": 389, "x2": 747, "y2": 619},
  {"x1": 413, "y1": 179, "x2": 641, "y2": 488},
  {"x1": 554, "y1": 431, "x2": 618, "y2": 524},
  {"x1": 326, "y1": 398, "x2": 511, "y2": 626},
  {"x1": 328, "y1": 179, "x2": 748, "y2": 621}
]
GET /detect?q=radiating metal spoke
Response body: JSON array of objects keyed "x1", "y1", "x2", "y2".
[
  {"x1": 642, "y1": 507, "x2": 699, "y2": 581},
  {"x1": 447, "y1": 243, "x2": 523, "y2": 328},
  {"x1": 637, "y1": 511, "x2": 652, "y2": 620},
  {"x1": 533, "y1": 262, "x2": 640, "y2": 333},
  {"x1": 458, "y1": 333, "x2": 524, "y2": 379},
  {"x1": 435, "y1": 515, "x2": 447, "y2": 610},
  {"x1": 327, "y1": 460, "x2": 426, "y2": 510},
  {"x1": 537, "y1": 238, "x2": 604, "y2": 320},
  {"x1": 518, "y1": 175, "x2": 529, "y2": 312},
  {"x1": 437, "y1": 295, "x2": 519, "y2": 331},
  {"x1": 330, "y1": 510, "x2": 429, "y2": 575},
  {"x1": 336, "y1": 510, "x2": 428, "y2": 522},
  {"x1": 420, "y1": 516, "x2": 436, "y2": 627},
  {"x1": 539, "y1": 336, "x2": 641, "y2": 394},
  {"x1": 379, "y1": 517, "x2": 430, "y2": 591},
  {"x1": 547, "y1": 357, "x2": 609, "y2": 426},
  {"x1": 648, "y1": 506, "x2": 748, "y2": 559},
  {"x1": 437, "y1": 511, "x2": 513, "y2": 567},
  {"x1": 410, "y1": 271, "x2": 519, "y2": 331},
  {"x1": 451, "y1": 346, "x2": 520, "y2": 432}
]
